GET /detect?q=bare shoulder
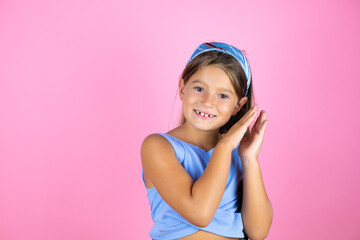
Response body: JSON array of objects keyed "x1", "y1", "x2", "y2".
[
  {"x1": 141, "y1": 133, "x2": 175, "y2": 158},
  {"x1": 140, "y1": 133, "x2": 177, "y2": 178}
]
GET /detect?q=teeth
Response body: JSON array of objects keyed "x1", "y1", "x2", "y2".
[{"x1": 195, "y1": 109, "x2": 215, "y2": 118}]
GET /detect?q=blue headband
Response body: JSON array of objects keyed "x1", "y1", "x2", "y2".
[{"x1": 187, "y1": 42, "x2": 252, "y2": 97}]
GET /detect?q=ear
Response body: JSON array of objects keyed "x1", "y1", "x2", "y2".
[
  {"x1": 232, "y1": 97, "x2": 247, "y2": 116},
  {"x1": 179, "y1": 78, "x2": 185, "y2": 101}
]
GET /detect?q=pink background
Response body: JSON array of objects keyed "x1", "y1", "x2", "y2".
[{"x1": 1, "y1": 0, "x2": 359, "y2": 239}]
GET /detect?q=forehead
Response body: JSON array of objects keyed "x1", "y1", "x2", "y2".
[{"x1": 189, "y1": 65, "x2": 235, "y2": 90}]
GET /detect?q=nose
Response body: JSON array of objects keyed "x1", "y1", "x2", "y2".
[{"x1": 201, "y1": 92, "x2": 216, "y2": 108}]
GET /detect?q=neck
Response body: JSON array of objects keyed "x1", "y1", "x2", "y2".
[{"x1": 180, "y1": 122, "x2": 222, "y2": 150}]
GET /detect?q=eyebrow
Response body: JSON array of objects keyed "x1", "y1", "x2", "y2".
[{"x1": 191, "y1": 79, "x2": 234, "y2": 95}]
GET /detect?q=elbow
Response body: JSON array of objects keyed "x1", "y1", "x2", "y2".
[
  {"x1": 193, "y1": 211, "x2": 212, "y2": 228},
  {"x1": 246, "y1": 232, "x2": 269, "y2": 240},
  {"x1": 195, "y1": 220, "x2": 210, "y2": 228},
  {"x1": 244, "y1": 203, "x2": 273, "y2": 239},
  {"x1": 188, "y1": 192, "x2": 217, "y2": 228},
  {"x1": 244, "y1": 224, "x2": 271, "y2": 240},
  {"x1": 191, "y1": 206, "x2": 213, "y2": 228},
  {"x1": 244, "y1": 226, "x2": 271, "y2": 240},
  {"x1": 189, "y1": 215, "x2": 210, "y2": 228},
  {"x1": 244, "y1": 220, "x2": 272, "y2": 240}
]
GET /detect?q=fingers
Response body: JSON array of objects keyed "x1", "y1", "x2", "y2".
[
  {"x1": 239, "y1": 104, "x2": 258, "y2": 123},
  {"x1": 255, "y1": 111, "x2": 268, "y2": 135},
  {"x1": 252, "y1": 111, "x2": 262, "y2": 133},
  {"x1": 233, "y1": 104, "x2": 261, "y2": 131},
  {"x1": 245, "y1": 104, "x2": 258, "y2": 122},
  {"x1": 249, "y1": 104, "x2": 258, "y2": 115},
  {"x1": 261, "y1": 120, "x2": 268, "y2": 134},
  {"x1": 231, "y1": 105, "x2": 257, "y2": 132},
  {"x1": 255, "y1": 110, "x2": 265, "y2": 129}
]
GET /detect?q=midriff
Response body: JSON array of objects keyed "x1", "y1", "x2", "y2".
[{"x1": 176, "y1": 230, "x2": 245, "y2": 240}]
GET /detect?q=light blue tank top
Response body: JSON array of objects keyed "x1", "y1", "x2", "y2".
[{"x1": 141, "y1": 133, "x2": 246, "y2": 240}]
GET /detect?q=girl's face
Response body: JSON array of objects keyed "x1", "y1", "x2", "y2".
[{"x1": 179, "y1": 65, "x2": 243, "y2": 132}]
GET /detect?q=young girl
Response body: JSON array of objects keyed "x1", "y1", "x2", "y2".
[{"x1": 141, "y1": 42, "x2": 273, "y2": 240}]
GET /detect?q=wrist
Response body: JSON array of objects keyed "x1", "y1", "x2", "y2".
[
  {"x1": 240, "y1": 156, "x2": 259, "y2": 166},
  {"x1": 216, "y1": 140, "x2": 234, "y2": 152}
]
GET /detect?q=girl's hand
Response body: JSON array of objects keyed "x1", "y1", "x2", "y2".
[
  {"x1": 238, "y1": 109, "x2": 268, "y2": 160},
  {"x1": 219, "y1": 104, "x2": 259, "y2": 150}
]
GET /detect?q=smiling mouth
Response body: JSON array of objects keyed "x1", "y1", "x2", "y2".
[{"x1": 194, "y1": 109, "x2": 217, "y2": 118}]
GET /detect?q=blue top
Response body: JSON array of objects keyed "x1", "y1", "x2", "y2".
[{"x1": 141, "y1": 133, "x2": 246, "y2": 240}]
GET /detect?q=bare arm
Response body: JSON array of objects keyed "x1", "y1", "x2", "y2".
[
  {"x1": 240, "y1": 158, "x2": 273, "y2": 239},
  {"x1": 141, "y1": 134, "x2": 233, "y2": 227},
  {"x1": 190, "y1": 141, "x2": 233, "y2": 225}
]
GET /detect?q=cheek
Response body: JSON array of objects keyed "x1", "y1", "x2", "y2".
[
  {"x1": 217, "y1": 102, "x2": 235, "y2": 114},
  {"x1": 183, "y1": 92, "x2": 200, "y2": 104}
]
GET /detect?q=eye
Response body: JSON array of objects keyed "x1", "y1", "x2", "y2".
[
  {"x1": 219, "y1": 93, "x2": 229, "y2": 99},
  {"x1": 194, "y1": 87, "x2": 203, "y2": 92}
]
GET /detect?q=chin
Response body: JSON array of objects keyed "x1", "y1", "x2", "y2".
[{"x1": 191, "y1": 123, "x2": 222, "y2": 132}]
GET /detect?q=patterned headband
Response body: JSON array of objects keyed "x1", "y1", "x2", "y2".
[{"x1": 187, "y1": 42, "x2": 252, "y2": 97}]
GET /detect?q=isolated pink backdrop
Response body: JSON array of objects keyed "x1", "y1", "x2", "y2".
[{"x1": 1, "y1": 0, "x2": 359, "y2": 239}]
